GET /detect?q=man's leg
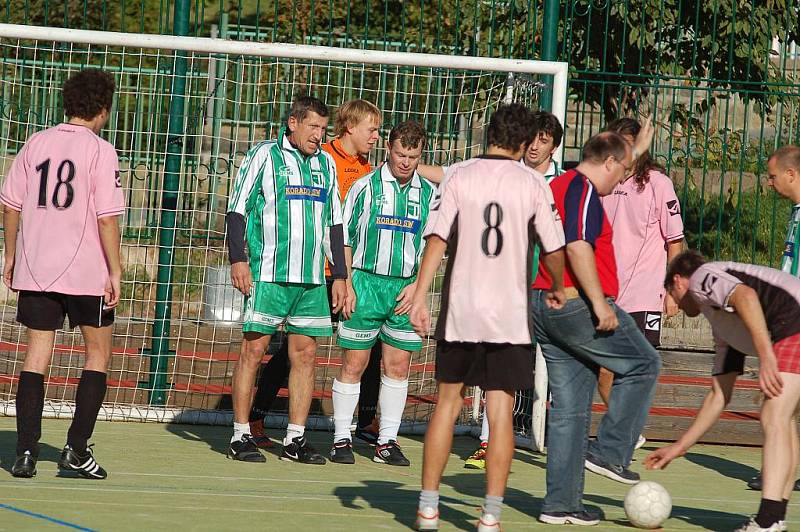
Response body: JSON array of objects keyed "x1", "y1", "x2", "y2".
[
  {"x1": 374, "y1": 343, "x2": 412, "y2": 465},
  {"x1": 421, "y1": 383, "x2": 465, "y2": 488},
  {"x1": 756, "y1": 372, "x2": 800, "y2": 529},
  {"x1": 573, "y1": 306, "x2": 660, "y2": 471},
  {"x1": 357, "y1": 343, "x2": 382, "y2": 439},
  {"x1": 227, "y1": 331, "x2": 272, "y2": 462},
  {"x1": 249, "y1": 332, "x2": 290, "y2": 422},
  {"x1": 285, "y1": 333, "x2": 317, "y2": 437},
  {"x1": 331, "y1": 347, "x2": 370, "y2": 462},
  {"x1": 66, "y1": 324, "x2": 113, "y2": 451},
  {"x1": 531, "y1": 291, "x2": 602, "y2": 524},
  {"x1": 481, "y1": 389, "x2": 515, "y2": 526},
  {"x1": 15, "y1": 329, "x2": 55, "y2": 458}
]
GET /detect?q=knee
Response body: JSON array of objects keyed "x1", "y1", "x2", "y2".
[
  {"x1": 383, "y1": 359, "x2": 410, "y2": 381},
  {"x1": 341, "y1": 354, "x2": 368, "y2": 381},
  {"x1": 239, "y1": 342, "x2": 266, "y2": 367},
  {"x1": 291, "y1": 343, "x2": 317, "y2": 369}
]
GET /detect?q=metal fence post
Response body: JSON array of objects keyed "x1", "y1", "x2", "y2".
[
  {"x1": 539, "y1": 0, "x2": 560, "y2": 126},
  {"x1": 148, "y1": 0, "x2": 190, "y2": 405}
]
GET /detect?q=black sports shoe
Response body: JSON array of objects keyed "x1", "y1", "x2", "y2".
[
  {"x1": 354, "y1": 419, "x2": 379, "y2": 445},
  {"x1": 11, "y1": 451, "x2": 36, "y2": 478},
  {"x1": 374, "y1": 440, "x2": 410, "y2": 466},
  {"x1": 227, "y1": 434, "x2": 266, "y2": 462},
  {"x1": 539, "y1": 510, "x2": 602, "y2": 526},
  {"x1": 330, "y1": 439, "x2": 355, "y2": 464},
  {"x1": 584, "y1": 453, "x2": 639, "y2": 484},
  {"x1": 280, "y1": 435, "x2": 326, "y2": 465},
  {"x1": 58, "y1": 444, "x2": 107, "y2": 479},
  {"x1": 747, "y1": 472, "x2": 800, "y2": 491}
]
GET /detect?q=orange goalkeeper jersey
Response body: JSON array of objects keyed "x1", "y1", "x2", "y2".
[{"x1": 322, "y1": 138, "x2": 373, "y2": 277}]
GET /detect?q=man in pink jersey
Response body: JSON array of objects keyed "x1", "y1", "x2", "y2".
[
  {"x1": 409, "y1": 104, "x2": 566, "y2": 532},
  {"x1": 645, "y1": 251, "x2": 798, "y2": 532},
  {"x1": 2, "y1": 69, "x2": 124, "y2": 479}
]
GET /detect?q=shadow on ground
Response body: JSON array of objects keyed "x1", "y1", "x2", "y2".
[{"x1": 0, "y1": 429, "x2": 62, "y2": 475}]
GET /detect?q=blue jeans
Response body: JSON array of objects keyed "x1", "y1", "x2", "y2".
[{"x1": 531, "y1": 290, "x2": 660, "y2": 513}]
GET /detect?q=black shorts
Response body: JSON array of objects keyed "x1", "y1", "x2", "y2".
[
  {"x1": 17, "y1": 291, "x2": 114, "y2": 330},
  {"x1": 435, "y1": 340, "x2": 534, "y2": 391},
  {"x1": 629, "y1": 311, "x2": 661, "y2": 347}
]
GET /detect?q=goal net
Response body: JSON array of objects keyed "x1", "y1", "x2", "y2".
[{"x1": 0, "y1": 23, "x2": 567, "y2": 447}]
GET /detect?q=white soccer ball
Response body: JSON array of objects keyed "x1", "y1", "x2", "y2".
[{"x1": 624, "y1": 481, "x2": 672, "y2": 529}]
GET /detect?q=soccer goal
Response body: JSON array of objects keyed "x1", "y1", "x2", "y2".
[{"x1": 0, "y1": 23, "x2": 567, "y2": 452}]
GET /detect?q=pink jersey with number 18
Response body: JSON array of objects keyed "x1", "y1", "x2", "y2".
[
  {"x1": 0, "y1": 124, "x2": 125, "y2": 296},
  {"x1": 424, "y1": 155, "x2": 565, "y2": 344}
]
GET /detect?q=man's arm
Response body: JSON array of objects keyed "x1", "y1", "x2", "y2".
[
  {"x1": 2, "y1": 206, "x2": 20, "y2": 289},
  {"x1": 664, "y1": 239, "x2": 684, "y2": 316},
  {"x1": 416, "y1": 164, "x2": 445, "y2": 184},
  {"x1": 98, "y1": 215, "x2": 123, "y2": 308},
  {"x1": 541, "y1": 248, "x2": 566, "y2": 308},
  {"x1": 341, "y1": 246, "x2": 356, "y2": 319},
  {"x1": 566, "y1": 241, "x2": 617, "y2": 330},
  {"x1": 409, "y1": 236, "x2": 447, "y2": 336},
  {"x1": 644, "y1": 372, "x2": 737, "y2": 469},
  {"x1": 727, "y1": 284, "x2": 783, "y2": 397}
]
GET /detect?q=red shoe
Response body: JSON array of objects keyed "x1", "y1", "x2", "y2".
[{"x1": 249, "y1": 419, "x2": 274, "y2": 449}]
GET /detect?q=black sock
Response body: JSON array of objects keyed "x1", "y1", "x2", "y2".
[
  {"x1": 357, "y1": 344, "x2": 382, "y2": 428},
  {"x1": 755, "y1": 498, "x2": 784, "y2": 528},
  {"x1": 249, "y1": 339, "x2": 290, "y2": 422},
  {"x1": 66, "y1": 370, "x2": 107, "y2": 451},
  {"x1": 16, "y1": 371, "x2": 45, "y2": 456}
]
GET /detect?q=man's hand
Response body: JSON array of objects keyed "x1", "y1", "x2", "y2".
[
  {"x1": 230, "y1": 262, "x2": 253, "y2": 296},
  {"x1": 3, "y1": 253, "x2": 14, "y2": 290},
  {"x1": 545, "y1": 288, "x2": 566, "y2": 309},
  {"x1": 104, "y1": 272, "x2": 122, "y2": 308},
  {"x1": 331, "y1": 279, "x2": 347, "y2": 315},
  {"x1": 632, "y1": 117, "x2": 655, "y2": 158},
  {"x1": 410, "y1": 296, "x2": 431, "y2": 337},
  {"x1": 342, "y1": 281, "x2": 357, "y2": 320},
  {"x1": 592, "y1": 299, "x2": 619, "y2": 331},
  {"x1": 759, "y1": 350, "x2": 784, "y2": 398},
  {"x1": 644, "y1": 443, "x2": 684, "y2": 470},
  {"x1": 394, "y1": 283, "x2": 417, "y2": 315},
  {"x1": 664, "y1": 292, "x2": 679, "y2": 317}
]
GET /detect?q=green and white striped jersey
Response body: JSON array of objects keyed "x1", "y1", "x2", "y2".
[
  {"x1": 781, "y1": 204, "x2": 800, "y2": 277},
  {"x1": 227, "y1": 128, "x2": 342, "y2": 285},
  {"x1": 344, "y1": 164, "x2": 437, "y2": 278}
]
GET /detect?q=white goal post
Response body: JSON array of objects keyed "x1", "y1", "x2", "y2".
[{"x1": 0, "y1": 23, "x2": 566, "y2": 453}]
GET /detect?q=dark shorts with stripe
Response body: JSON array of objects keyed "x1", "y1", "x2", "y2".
[
  {"x1": 629, "y1": 311, "x2": 662, "y2": 347},
  {"x1": 435, "y1": 340, "x2": 534, "y2": 391},
  {"x1": 17, "y1": 291, "x2": 114, "y2": 330}
]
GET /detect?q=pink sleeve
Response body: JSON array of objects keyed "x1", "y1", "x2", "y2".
[
  {"x1": 655, "y1": 172, "x2": 684, "y2": 242},
  {"x1": 93, "y1": 144, "x2": 125, "y2": 218},
  {"x1": 0, "y1": 144, "x2": 29, "y2": 211},
  {"x1": 689, "y1": 264, "x2": 741, "y2": 311},
  {"x1": 424, "y1": 173, "x2": 459, "y2": 241}
]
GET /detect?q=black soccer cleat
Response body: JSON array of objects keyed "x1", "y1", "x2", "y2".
[
  {"x1": 11, "y1": 451, "x2": 37, "y2": 478},
  {"x1": 228, "y1": 434, "x2": 267, "y2": 462},
  {"x1": 373, "y1": 440, "x2": 411, "y2": 466},
  {"x1": 330, "y1": 439, "x2": 356, "y2": 464},
  {"x1": 280, "y1": 435, "x2": 326, "y2": 465},
  {"x1": 58, "y1": 444, "x2": 107, "y2": 479}
]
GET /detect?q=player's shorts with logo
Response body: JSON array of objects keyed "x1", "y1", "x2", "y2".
[
  {"x1": 629, "y1": 311, "x2": 662, "y2": 347},
  {"x1": 17, "y1": 291, "x2": 114, "y2": 330},
  {"x1": 243, "y1": 281, "x2": 332, "y2": 337},
  {"x1": 337, "y1": 269, "x2": 422, "y2": 351}
]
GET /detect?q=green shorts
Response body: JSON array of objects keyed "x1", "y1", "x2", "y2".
[
  {"x1": 337, "y1": 269, "x2": 422, "y2": 352},
  {"x1": 242, "y1": 281, "x2": 332, "y2": 337}
]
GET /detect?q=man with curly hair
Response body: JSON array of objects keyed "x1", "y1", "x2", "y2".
[{"x1": 3, "y1": 68, "x2": 124, "y2": 479}]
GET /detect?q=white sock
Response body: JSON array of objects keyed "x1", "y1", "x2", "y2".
[
  {"x1": 232, "y1": 422, "x2": 251, "y2": 443},
  {"x1": 377, "y1": 375, "x2": 409, "y2": 445},
  {"x1": 480, "y1": 411, "x2": 490, "y2": 443},
  {"x1": 284, "y1": 423, "x2": 305, "y2": 446},
  {"x1": 332, "y1": 378, "x2": 361, "y2": 442}
]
